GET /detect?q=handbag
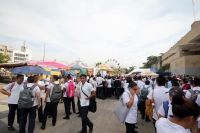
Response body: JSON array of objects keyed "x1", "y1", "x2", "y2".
[
  {"x1": 81, "y1": 86, "x2": 97, "y2": 113},
  {"x1": 145, "y1": 89, "x2": 159, "y2": 122},
  {"x1": 114, "y1": 92, "x2": 130, "y2": 123},
  {"x1": 145, "y1": 89, "x2": 154, "y2": 122}
]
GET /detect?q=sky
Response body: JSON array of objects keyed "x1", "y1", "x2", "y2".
[{"x1": 0, "y1": 0, "x2": 200, "y2": 69}]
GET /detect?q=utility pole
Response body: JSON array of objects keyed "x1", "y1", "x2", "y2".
[{"x1": 43, "y1": 44, "x2": 45, "y2": 62}]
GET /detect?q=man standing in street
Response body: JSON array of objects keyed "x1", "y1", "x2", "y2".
[
  {"x1": 19, "y1": 76, "x2": 41, "y2": 133},
  {"x1": 114, "y1": 77, "x2": 121, "y2": 99},
  {"x1": 34, "y1": 75, "x2": 45, "y2": 123},
  {"x1": 41, "y1": 75, "x2": 62, "y2": 130},
  {"x1": 78, "y1": 74, "x2": 96, "y2": 133}
]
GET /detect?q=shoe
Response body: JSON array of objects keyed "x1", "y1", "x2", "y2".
[
  {"x1": 8, "y1": 126, "x2": 15, "y2": 131},
  {"x1": 135, "y1": 125, "x2": 138, "y2": 129},
  {"x1": 63, "y1": 116, "x2": 70, "y2": 119},
  {"x1": 89, "y1": 125, "x2": 93, "y2": 133},
  {"x1": 48, "y1": 115, "x2": 52, "y2": 118},
  {"x1": 40, "y1": 125, "x2": 46, "y2": 130},
  {"x1": 78, "y1": 131, "x2": 83, "y2": 133},
  {"x1": 145, "y1": 119, "x2": 150, "y2": 122},
  {"x1": 70, "y1": 112, "x2": 72, "y2": 115},
  {"x1": 141, "y1": 116, "x2": 144, "y2": 119},
  {"x1": 76, "y1": 112, "x2": 80, "y2": 114},
  {"x1": 133, "y1": 131, "x2": 138, "y2": 133},
  {"x1": 115, "y1": 98, "x2": 119, "y2": 99},
  {"x1": 78, "y1": 115, "x2": 81, "y2": 117},
  {"x1": 52, "y1": 123, "x2": 56, "y2": 126}
]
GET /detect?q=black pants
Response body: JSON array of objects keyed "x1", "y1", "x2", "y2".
[
  {"x1": 8, "y1": 104, "x2": 21, "y2": 126},
  {"x1": 111, "y1": 87, "x2": 115, "y2": 96},
  {"x1": 63, "y1": 97, "x2": 70, "y2": 117},
  {"x1": 140, "y1": 100, "x2": 150, "y2": 120},
  {"x1": 115, "y1": 87, "x2": 120, "y2": 98},
  {"x1": 152, "y1": 118, "x2": 157, "y2": 133},
  {"x1": 42, "y1": 102, "x2": 59, "y2": 126},
  {"x1": 107, "y1": 87, "x2": 112, "y2": 97},
  {"x1": 69, "y1": 97, "x2": 76, "y2": 112},
  {"x1": 102, "y1": 86, "x2": 107, "y2": 99},
  {"x1": 81, "y1": 106, "x2": 93, "y2": 133},
  {"x1": 37, "y1": 98, "x2": 43, "y2": 122},
  {"x1": 19, "y1": 106, "x2": 37, "y2": 133},
  {"x1": 125, "y1": 122, "x2": 136, "y2": 133},
  {"x1": 96, "y1": 87, "x2": 103, "y2": 99},
  {"x1": 77, "y1": 98, "x2": 81, "y2": 114}
]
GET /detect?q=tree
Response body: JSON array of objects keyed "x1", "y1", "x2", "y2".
[
  {"x1": 121, "y1": 66, "x2": 136, "y2": 74},
  {"x1": 158, "y1": 63, "x2": 170, "y2": 72},
  {"x1": 0, "y1": 53, "x2": 10, "y2": 63}
]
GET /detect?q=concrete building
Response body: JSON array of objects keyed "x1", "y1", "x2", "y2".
[
  {"x1": 0, "y1": 45, "x2": 14, "y2": 62},
  {"x1": 162, "y1": 21, "x2": 200, "y2": 76},
  {"x1": 0, "y1": 44, "x2": 32, "y2": 62}
]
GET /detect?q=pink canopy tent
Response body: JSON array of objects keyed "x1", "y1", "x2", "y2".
[{"x1": 27, "y1": 61, "x2": 70, "y2": 69}]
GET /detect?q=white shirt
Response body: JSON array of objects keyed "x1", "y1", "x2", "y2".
[
  {"x1": 77, "y1": 81, "x2": 82, "y2": 96},
  {"x1": 89, "y1": 78, "x2": 93, "y2": 85},
  {"x1": 147, "y1": 86, "x2": 169, "y2": 120},
  {"x1": 107, "y1": 79, "x2": 112, "y2": 88},
  {"x1": 44, "y1": 78, "x2": 50, "y2": 86},
  {"x1": 36, "y1": 81, "x2": 45, "y2": 98},
  {"x1": 122, "y1": 90, "x2": 138, "y2": 124},
  {"x1": 20, "y1": 83, "x2": 40, "y2": 107},
  {"x1": 63, "y1": 80, "x2": 75, "y2": 97},
  {"x1": 135, "y1": 80, "x2": 145, "y2": 93},
  {"x1": 79, "y1": 82, "x2": 94, "y2": 107},
  {"x1": 123, "y1": 83, "x2": 129, "y2": 92},
  {"x1": 3, "y1": 82, "x2": 24, "y2": 104},
  {"x1": 156, "y1": 118, "x2": 188, "y2": 133},
  {"x1": 96, "y1": 77, "x2": 104, "y2": 87},
  {"x1": 92, "y1": 81, "x2": 97, "y2": 91},
  {"x1": 46, "y1": 81, "x2": 61, "y2": 102}
]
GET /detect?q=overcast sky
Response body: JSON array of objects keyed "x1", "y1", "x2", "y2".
[{"x1": 0, "y1": 0, "x2": 200, "y2": 68}]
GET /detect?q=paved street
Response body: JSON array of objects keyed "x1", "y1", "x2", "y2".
[{"x1": 0, "y1": 83, "x2": 155, "y2": 133}]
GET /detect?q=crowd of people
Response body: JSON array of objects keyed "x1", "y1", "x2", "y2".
[
  {"x1": 1, "y1": 72, "x2": 200, "y2": 133},
  {"x1": 0, "y1": 74, "x2": 96, "y2": 133}
]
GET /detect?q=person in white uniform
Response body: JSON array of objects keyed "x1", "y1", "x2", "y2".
[
  {"x1": 147, "y1": 75, "x2": 169, "y2": 132},
  {"x1": 122, "y1": 82, "x2": 139, "y2": 133},
  {"x1": 78, "y1": 74, "x2": 96, "y2": 133},
  {"x1": 156, "y1": 95, "x2": 200, "y2": 133},
  {"x1": 19, "y1": 76, "x2": 41, "y2": 133},
  {"x1": 33, "y1": 75, "x2": 45, "y2": 122},
  {"x1": 0, "y1": 74, "x2": 24, "y2": 131},
  {"x1": 158, "y1": 88, "x2": 192, "y2": 133},
  {"x1": 41, "y1": 75, "x2": 62, "y2": 130},
  {"x1": 106, "y1": 76, "x2": 112, "y2": 97}
]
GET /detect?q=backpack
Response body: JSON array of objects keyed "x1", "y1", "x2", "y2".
[
  {"x1": 140, "y1": 86, "x2": 149, "y2": 101},
  {"x1": 66, "y1": 81, "x2": 75, "y2": 98},
  {"x1": 18, "y1": 84, "x2": 36, "y2": 109},
  {"x1": 163, "y1": 101, "x2": 169, "y2": 118},
  {"x1": 188, "y1": 89, "x2": 200, "y2": 101},
  {"x1": 50, "y1": 83, "x2": 62, "y2": 102}
]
